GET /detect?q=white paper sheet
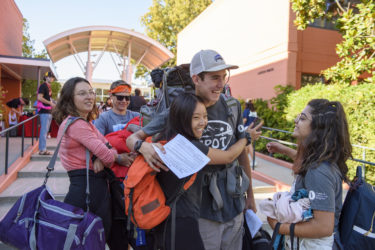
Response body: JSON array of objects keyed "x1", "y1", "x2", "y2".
[
  {"x1": 152, "y1": 134, "x2": 210, "y2": 179},
  {"x1": 245, "y1": 209, "x2": 263, "y2": 238}
]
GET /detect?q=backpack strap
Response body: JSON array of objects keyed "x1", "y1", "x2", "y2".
[
  {"x1": 166, "y1": 174, "x2": 197, "y2": 250},
  {"x1": 220, "y1": 94, "x2": 240, "y2": 143},
  {"x1": 44, "y1": 117, "x2": 82, "y2": 185}
]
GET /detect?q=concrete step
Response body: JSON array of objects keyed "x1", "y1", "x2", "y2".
[
  {"x1": 30, "y1": 153, "x2": 59, "y2": 161},
  {"x1": 0, "y1": 176, "x2": 69, "y2": 198},
  {"x1": 0, "y1": 176, "x2": 69, "y2": 220},
  {"x1": 252, "y1": 156, "x2": 294, "y2": 186},
  {"x1": 18, "y1": 161, "x2": 67, "y2": 178}
]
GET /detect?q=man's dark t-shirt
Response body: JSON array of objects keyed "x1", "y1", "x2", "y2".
[
  {"x1": 157, "y1": 140, "x2": 209, "y2": 219},
  {"x1": 38, "y1": 83, "x2": 51, "y2": 114},
  {"x1": 129, "y1": 95, "x2": 147, "y2": 112}
]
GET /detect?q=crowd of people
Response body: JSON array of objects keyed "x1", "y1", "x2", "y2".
[{"x1": 5, "y1": 48, "x2": 351, "y2": 250}]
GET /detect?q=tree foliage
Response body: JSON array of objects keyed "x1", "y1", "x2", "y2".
[
  {"x1": 139, "y1": 0, "x2": 212, "y2": 76},
  {"x1": 291, "y1": 0, "x2": 375, "y2": 84},
  {"x1": 21, "y1": 19, "x2": 60, "y2": 105},
  {"x1": 22, "y1": 18, "x2": 48, "y2": 58}
]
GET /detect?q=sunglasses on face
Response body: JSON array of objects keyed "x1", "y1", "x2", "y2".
[{"x1": 113, "y1": 94, "x2": 130, "y2": 101}]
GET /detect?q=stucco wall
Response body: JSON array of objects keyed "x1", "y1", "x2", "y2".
[
  {"x1": 177, "y1": 0, "x2": 292, "y2": 100},
  {"x1": 177, "y1": 0, "x2": 342, "y2": 100},
  {"x1": 295, "y1": 27, "x2": 342, "y2": 88},
  {"x1": 0, "y1": 0, "x2": 23, "y2": 56}
]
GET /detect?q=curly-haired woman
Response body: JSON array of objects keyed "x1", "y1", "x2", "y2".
[{"x1": 266, "y1": 99, "x2": 352, "y2": 249}]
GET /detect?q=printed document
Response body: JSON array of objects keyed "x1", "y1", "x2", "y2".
[
  {"x1": 152, "y1": 134, "x2": 210, "y2": 179},
  {"x1": 245, "y1": 209, "x2": 263, "y2": 238}
]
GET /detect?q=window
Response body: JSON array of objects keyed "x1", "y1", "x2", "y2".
[{"x1": 301, "y1": 73, "x2": 325, "y2": 87}]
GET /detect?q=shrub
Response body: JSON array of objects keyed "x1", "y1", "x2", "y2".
[
  {"x1": 241, "y1": 83, "x2": 375, "y2": 184},
  {"x1": 286, "y1": 83, "x2": 375, "y2": 184}
]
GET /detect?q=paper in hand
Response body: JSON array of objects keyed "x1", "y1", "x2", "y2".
[
  {"x1": 152, "y1": 134, "x2": 210, "y2": 179},
  {"x1": 245, "y1": 209, "x2": 263, "y2": 238}
]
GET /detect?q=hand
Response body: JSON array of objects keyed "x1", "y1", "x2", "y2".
[
  {"x1": 93, "y1": 158, "x2": 105, "y2": 173},
  {"x1": 245, "y1": 190, "x2": 257, "y2": 213},
  {"x1": 50, "y1": 102, "x2": 56, "y2": 108},
  {"x1": 267, "y1": 217, "x2": 278, "y2": 230},
  {"x1": 116, "y1": 152, "x2": 137, "y2": 166},
  {"x1": 246, "y1": 120, "x2": 263, "y2": 141},
  {"x1": 266, "y1": 142, "x2": 283, "y2": 154},
  {"x1": 139, "y1": 142, "x2": 169, "y2": 172}
]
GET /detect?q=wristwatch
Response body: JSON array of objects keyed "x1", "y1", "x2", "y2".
[
  {"x1": 134, "y1": 140, "x2": 144, "y2": 153},
  {"x1": 245, "y1": 132, "x2": 252, "y2": 146}
]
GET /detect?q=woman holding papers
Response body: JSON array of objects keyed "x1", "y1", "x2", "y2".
[{"x1": 154, "y1": 93, "x2": 253, "y2": 250}]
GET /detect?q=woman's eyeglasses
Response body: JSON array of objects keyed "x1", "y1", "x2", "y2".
[
  {"x1": 113, "y1": 94, "x2": 130, "y2": 101},
  {"x1": 75, "y1": 90, "x2": 96, "y2": 98}
]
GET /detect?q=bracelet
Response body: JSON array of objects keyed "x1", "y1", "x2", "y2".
[
  {"x1": 116, "y1": 154, "x2": 121, "y2": 163},
  {"x1": 91, "y1": 155, "x2": 97, "y2": 163},
  {"x1": 245, "y1": 132, "x2": 252, "y2": 146},
  {"x1": 134, "y1": 140, "x2": 144, "y2": 153}
]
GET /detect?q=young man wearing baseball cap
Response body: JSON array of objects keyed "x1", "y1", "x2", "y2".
[{"x1": 127, "y1": 50, "x2": 261, "y2": 250}]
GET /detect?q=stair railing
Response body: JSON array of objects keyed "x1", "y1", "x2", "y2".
[
  {"x1": 0, "y1": 114, "x2": 39, "y2": 175},
  {"x1": 256, "y1": 126, "x2": 375, "y2": 171}
]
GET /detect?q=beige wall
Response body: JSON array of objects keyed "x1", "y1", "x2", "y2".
[
  {"x1": 177, "y1": 0, "x2": 292, "y2": 100},
  {"x1": 177, "y1": 0, "x2": 342, "y2": 100}
]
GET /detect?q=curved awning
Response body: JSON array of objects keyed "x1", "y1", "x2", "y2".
[{"x1": 43, "y1": 25, "x2": 174, "y2": 69}]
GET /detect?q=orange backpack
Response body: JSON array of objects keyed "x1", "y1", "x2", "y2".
[{"x1": 124, "y1": 140, "x2": 196, "y2": 230}]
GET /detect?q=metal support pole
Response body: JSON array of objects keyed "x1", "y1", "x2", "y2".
[
  {"x1": 252, "y1": 141, "x2": 256, "y2": 170},
  {"x1": 32, "y1": 117, "x2": 35, "y2": 145},
  {"x1": 21, "y1": 124, "x2": 25, "y2": 157},
  {"x1": 5, "y1": 131, "x2": 9, "y2": 174}
]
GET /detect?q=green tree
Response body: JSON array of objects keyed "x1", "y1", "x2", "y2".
[
  {"x1": 291, "y1": 0, "x2": 375, "y2": 84},
  {"x1": 22, "y1": 18, "x2": 48, "y2": 58},
  {"x1": 21, "y1": 19, "x2": 60, "y2": 105},
  {"x1": 138, "y1": 0, "x2": 212, "y2": 77}
]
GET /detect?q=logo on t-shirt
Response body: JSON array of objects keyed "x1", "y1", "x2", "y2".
[
  {"x1": 309, "y1": 190, "x2": 316, "y2": 200},
  {"x1": 112, "y1": 123, "x2": 127, "y2": 132},
  {"x1": 200, "y1": 120, "x2": 233, "y2": 150}
]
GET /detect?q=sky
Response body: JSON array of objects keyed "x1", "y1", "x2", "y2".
[{"x1": 14, "y1": 0, "x2": 153, "y2": 82}]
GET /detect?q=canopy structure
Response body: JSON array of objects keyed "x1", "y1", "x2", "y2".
[
  {"x1": 0, "y1": 55, "x2": 57, "y2": 86},
  {"x1": 43, "y1": 25, "x2": 174, "y2": 83}
]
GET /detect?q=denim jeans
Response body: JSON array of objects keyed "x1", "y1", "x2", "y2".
[{"x1": 39, "y1": 113, "x2": 52, "y2": 151}]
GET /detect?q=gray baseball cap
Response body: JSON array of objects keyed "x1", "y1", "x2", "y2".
[{"x1": 190, "y1": 49, "x2": 238, "y2": 77}]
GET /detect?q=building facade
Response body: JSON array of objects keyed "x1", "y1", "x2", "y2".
[{"x1": 177, "y1": 0, "x2": 342, "y2": 100}]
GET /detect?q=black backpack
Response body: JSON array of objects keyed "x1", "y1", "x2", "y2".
[
  {"x1": 141, "y1": 64, "x2": 195, "y2": 126},
  {"x1": 339, "y1": 165, "x2": 375, "y2": 249},
  {"x1": 242, "y1": 214, "x2": 272, "y2": 250}
]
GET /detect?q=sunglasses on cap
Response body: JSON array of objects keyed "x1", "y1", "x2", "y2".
[{"x1": 113, "y1": 94, "x2": 130, "y2": 101}]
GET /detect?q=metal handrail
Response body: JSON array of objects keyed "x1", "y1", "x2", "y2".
[
  {"x1": 256, "y1": 126, "x2": 375, "y2": 168},
  {"x1": 1, "y1": 114, "x2": 39, "y2": 175}
]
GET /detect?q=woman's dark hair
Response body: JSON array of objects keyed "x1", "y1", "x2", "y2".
[
  {"x1": 165, "y1": 93, "x2": 205, "y2": 141},
  {"x1": 21, "y1": 98, "x2": 29, "y2": 106},
  {"x1": 245, "y1": 100, "x2": 255, "y2": 112},
  {"x1": 295, "y1": 99, "x2": 352, "y2": 180},
  {"x1": 53, "y1": 77, "x2": 97, "y2": 124},
  {"x1": 105, "y1": 97, "x2": 112, "y2": 106}
]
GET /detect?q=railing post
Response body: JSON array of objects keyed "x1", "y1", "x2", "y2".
[
  {"x1": 252, "y1": 141, "x2": 256, "y2": 170},
  {"x1": 21, "y1": 123, "x2": 25, "y2": 157},
  {"x1": 362, "y1": 148, "x2": 366, "y2": 170},
  {"x1": 5, "y1": 131, "x2": 9, "y2": 174},
  {"x1": 32, "y1": 116, "x2": 35, "y2": 145}
]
